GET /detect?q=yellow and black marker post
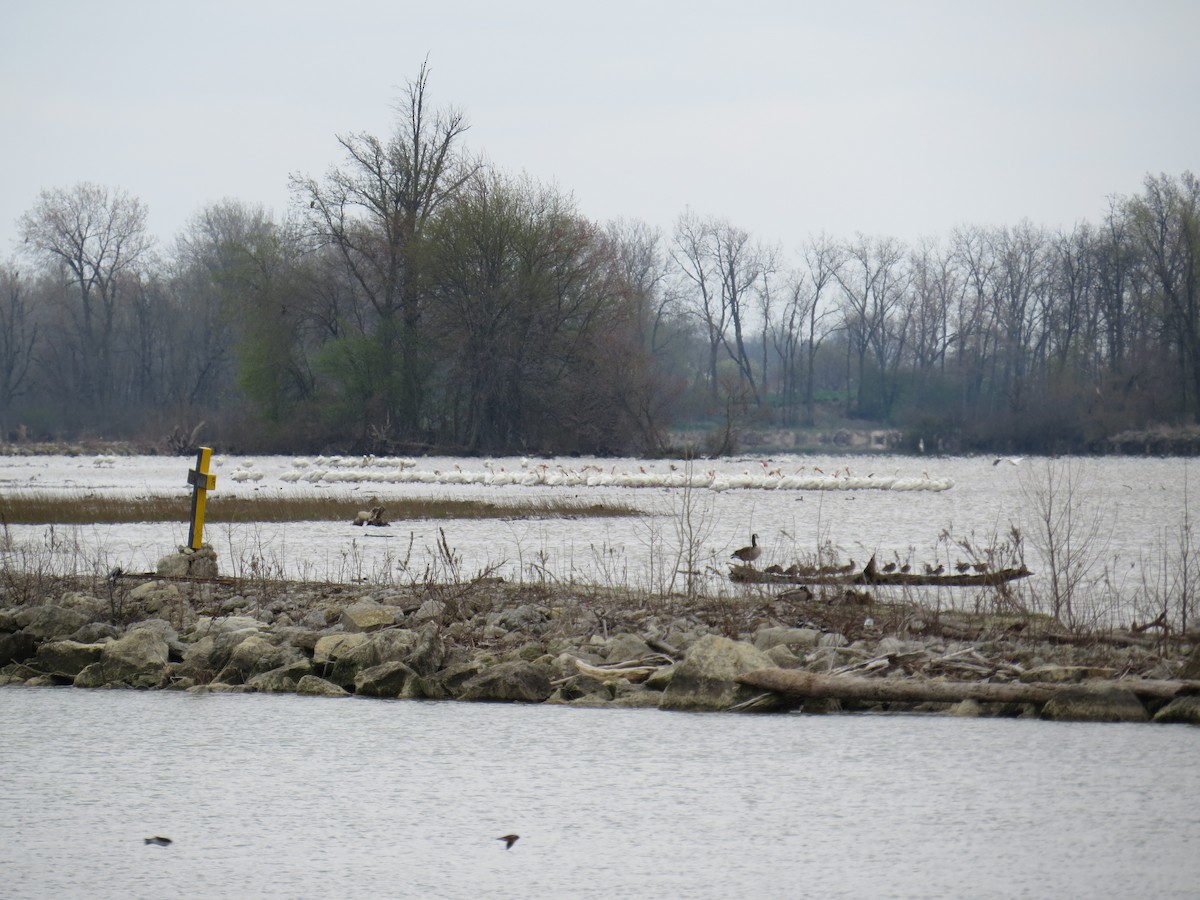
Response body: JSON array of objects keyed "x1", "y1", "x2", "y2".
[{"x1": 186, "y1": 447, "x2": 217, "y2": 550}]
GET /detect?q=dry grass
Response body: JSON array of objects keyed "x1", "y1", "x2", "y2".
[{"x1": 0, "y1": 492, "x2": 640, "y2": 525}]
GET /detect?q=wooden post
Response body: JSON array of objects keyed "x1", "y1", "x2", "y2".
[{"x1": 186, "y1": 447, "x2": 216, "y2": 550}]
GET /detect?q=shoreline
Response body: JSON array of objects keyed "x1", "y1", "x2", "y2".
[{"x1": 2, "y1": 572, "x2": 1198, "y2": 725}]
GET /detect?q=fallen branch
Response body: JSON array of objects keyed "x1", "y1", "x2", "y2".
[{"x1": 737, "y1": 669, "x2": 1200, "y2": 706}]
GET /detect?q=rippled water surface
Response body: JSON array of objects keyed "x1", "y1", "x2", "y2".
[
  {"x1": 1, "y1": 687, "x2": 1197, "y2": 899},
  {"x1": 1, "y1": 453, "x2": 1196, "y2": 623}
]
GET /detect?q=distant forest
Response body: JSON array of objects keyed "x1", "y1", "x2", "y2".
[{"x1": 2, "y1": 66, "x2": 1199, "y2": 457}]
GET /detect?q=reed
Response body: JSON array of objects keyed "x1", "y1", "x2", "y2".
[{"x1": 0, "y1": 492, "x2": 640, "y2": 525}]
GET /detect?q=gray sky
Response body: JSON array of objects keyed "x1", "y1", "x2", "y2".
[{"x1": 2, "y1": 0, "x2": 1197, "y2": 259}]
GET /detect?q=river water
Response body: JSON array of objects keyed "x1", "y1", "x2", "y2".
[
  {"x1": 1, "y1": 687, "x2": 1198, "y2": 899},
  {"x1": 1, "y1": 452, "x2": 1196, "y2": 626}
]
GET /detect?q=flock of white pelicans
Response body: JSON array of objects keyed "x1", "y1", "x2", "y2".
[{"x1": 223, "y1": 456, "x2": 955, "y2": 493}]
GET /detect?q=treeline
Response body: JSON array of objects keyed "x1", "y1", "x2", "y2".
[{"x1": 1, "y1": 66, "x2": 1198, "y2": 456}]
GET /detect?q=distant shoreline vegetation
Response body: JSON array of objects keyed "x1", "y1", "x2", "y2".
[{"x1": 0, "y1": 493, "x2": 640, "y2": 526}]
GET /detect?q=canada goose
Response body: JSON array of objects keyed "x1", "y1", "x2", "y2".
[
  {"x1": 498, "y1": 834, "x2": 519, "y2": 849},
  {"x1": 732, "y1": 534, "x2": 762, "y2": 564},
  {"x1": 144, "y1": 836, "x2": 172, "y2": 847},
  {"x1": 882, "y1": 562, "x2": 897, "y2": 574}
]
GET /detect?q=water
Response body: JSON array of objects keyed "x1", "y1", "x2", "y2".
[
  {"x1": 1, "y1": 453, "x2": 1195, "y2": 624},
  {"x1": 1, "y1": 687, "x2": 1197, "y2": 899}
]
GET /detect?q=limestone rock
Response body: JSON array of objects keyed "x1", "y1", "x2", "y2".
[
  {"x1": 312, "y1": 632, "x2": 368, "y2": 666},
  {"x1": 754, "y1": 627, "x2": 821, "y2": 653},
  {"x1": 410, "y1": 599, "x2": 446, "y2": 624},
  {"x1": 340, "y1": 599, "x2": 400, "y2": 633},
  {"x1": 405, "y1": 624, "x2": 446, "y2": 676},
  {"x1": 214, "y1": 634, "x2": 302, "y2": 685},
  {"x1": 0, "y1": 631, "x2": 37, "y2": 666},
  {"x1": 494, "y1": 605, "x2": 548, "y2": 632},
  {"x1": 58, "y1": 591, "x2": 107, "y2": 620},
  {"x1": 101, "y1": 627, "x2": 171, "y2": 681},
  {"x1": 13, "y1": 605, "x2": 91, "y2": 641},
  {"x1": 458, "y1": 660, "x2": 553, "y2": 703},
  {"x1": 296, "y1": 674, "x2": 350, "y2": 697},
  {"x1": 157, "y1": 545, "x2": 218, "y2": 578},
  {"x1": 34, "y1": 640, "x2": 106, "y2": 679},
  {"x1": 1181, "y1": 643, "x2": 1200, "y2": 681},
  {"x1": 247, "y1": 659, "x2": 313, "y2": 693},
  {"x1": 602, "y1": 632, "x2": 653, "y2": 662},
  {"x1": 763, "y1": 644, "x2": 804, "y2": 668},
  {"x1": 328, "y1": 629, "x2": 418, "y2": 687},
  {"x1": 658, "y1": 634, "x2": 776, "y2": 712},
  {"x1": 1041, "y1": 685, "x2": 1149, "y2": 723},
  {"x1": 1152, "y1": 696, "x2": 1200, "y2": 725},
  {"x1": 355, "y1": 660, "x2": 418, "y2": 698}
]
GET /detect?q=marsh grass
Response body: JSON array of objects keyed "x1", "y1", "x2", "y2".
[{"x1": 0, "y1": 492, "x2": 640, "y2": 525}]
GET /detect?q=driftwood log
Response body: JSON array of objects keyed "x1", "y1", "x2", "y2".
[
  {"x1": 737, "y1": 668, "x2": 1200, "y2": 706},
  {"x1": 730, "y1": 562, "x2": 1033, "y2": 587}
]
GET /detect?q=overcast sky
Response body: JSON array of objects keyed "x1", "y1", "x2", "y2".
[{"x1": 2, "y1": 0, "x2": 1197, "y2": 261}]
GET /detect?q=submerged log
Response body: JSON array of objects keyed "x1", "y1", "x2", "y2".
[{"x1": 736, "y1": 668, "x2": 1200, "y2": 706}]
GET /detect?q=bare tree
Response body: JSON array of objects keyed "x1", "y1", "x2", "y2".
[
  {"x1": 18, "y1": 182, "x2": 152, "y2": 420},
  {"x1": 671, "y1": 211, "x2": 772, "y2": 406},
  {"x1": 0, "y1": 262, "x2": 38, "y2": 436},
  {"x1": 671, "y1": 209, "x2": 725, "y2": 402},
  {"x1": 291, "y1": 59, "x2": 479, "y2": 437},
  {"x1": 1128, "y1": 171, "x2": 1200, "y2": 417},
  {"x1": 834, "y1": 234, "x2": 910, "y2": 416}
]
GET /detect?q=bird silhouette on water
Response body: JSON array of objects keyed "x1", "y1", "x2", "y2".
[
  {"x1": 498, "y1": 834, "x2": 519, "y2": 849},
  {"x1": 144, "y1": 836, "x2": 172, "y2": 847}
]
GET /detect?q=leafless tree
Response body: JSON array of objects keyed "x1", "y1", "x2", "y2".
[
  {"x1": 291, "y1": 58, "x2": 480, "y2": 435},
  {"x1": 0, "y1": 262, "x2": 38, "y2": 435},
  {"x1": 18, "y1": 182, "x2": 152, "y2": 419},
  {"x1": 1128, "y1": 171, "x2": 1200, "y2": 417},
  {"x1": 834, "y1": 233, "x2": 910, "y2": 416}
]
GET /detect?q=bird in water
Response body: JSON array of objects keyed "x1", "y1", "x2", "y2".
[
  {"x1": 731, "y1": 534, "x2": 762, "y2": 565},
  {"x1": 144, "y1": 836, "x2": 172, "y2": 847},
  {"x1": 498, "y1": 834, "x2": 520, "y2": 849}
]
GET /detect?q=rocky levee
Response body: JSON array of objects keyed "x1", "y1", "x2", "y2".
[{"x1": 2, "y1": 559, "x2": 1199, "y2": 726}]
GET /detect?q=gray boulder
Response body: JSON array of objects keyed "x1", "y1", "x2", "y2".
[
  {"x1": 312, "y1": 632, "x2": 368, "y2": 666},
  {"x1": 34, "y1": 640, "x2": 105, "y2": 680},
  {"x1": 1041, "y1": 685, "x2": 1149, "y2": 723},
  {"x1": 458, "y1": 660, "x2": 553, "y2": 703},
  {"x1": 494, "y1": 605, "x2": 548, "y2": 632},
  {"x1": 69, "y1": 622, "x2": 121, "y2": 643},
  {"x1": 658, "y1": 634, "x2": 776, "y2": 712},
  {"x1": 1181, "y1": 643, "x2": 1200, "y2": 681},
  {"x1": 763, "y1": 644, "x2": 804, "y2": 668},
  {"x1": 58, "y1": 591, "x2": 107, "y2": 620},
  {"x1": 410, "y1": 599, "x2": 446, "y2": 624},
  {"x1": 72, "y1": 627, "x2": 172, "y2": 687},
  {"x1": 214, "y1": 634, "x2": 302, "y2": 685},
  {"x1": 296, "y1": 674, "x2": 350, "y2": 697},
  {"x1": 0, "y1": 631, "x2": 37, "y2": 666},
  {"x1": 328, "y1": 629, "x2": 418, "y2": 688},
  {"x1": 247, "y1": 659, "x2": 313, "y2": 693},
  {"x1": 355, "y1": 660, "x2": 418, "y2": 698},
  {"x1": 13, "y1": 605, "x2": 91, "y2": 641},
  {"x1": 340, "y1": 599, "x2": 400, "y2": 633},
  {"x1": 1152, "y1": 696, "x2": 1200, "y2": 725},
  {"x1": 157, "y1": 545, "x2": 218, "y2": 578},
  {"x1": 754, "y1": 627, "x2": 821, "y2": 653},
  {"x1": 104, "y1": 627, "x2": 170, "y2": 676},
  {"x1": 405, "y1": 624, "x2": 446, "y2": 676},
  {"x1": 602, "y1": 633, "x2": 653, "y2": 662}
]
